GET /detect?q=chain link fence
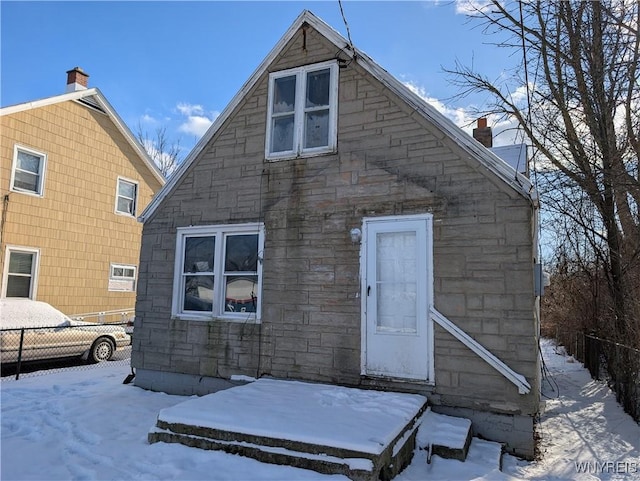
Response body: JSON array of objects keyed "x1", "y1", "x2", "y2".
[
  {"x1": 1, "y1": 309, "x2": 134, "y2": 381},
  {"x1": 553, "y1": 329, "x2": 640, "y2": 423}
]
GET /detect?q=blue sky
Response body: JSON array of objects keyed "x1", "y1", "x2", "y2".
[{"x1": 1, "y1": 1, "x2": 520, "y2": 157}]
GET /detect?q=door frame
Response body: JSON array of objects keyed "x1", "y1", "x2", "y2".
[{"x1": 359, "y1": 213, "x2": 435, "y2": 383}]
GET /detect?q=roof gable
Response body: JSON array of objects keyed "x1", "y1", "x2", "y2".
[
  {"x1": 140, "y1": 9, "x2": 534, "y2": 222},
  {"x1": 1, "y1": 88, "x2": 165, "y2": 186}
]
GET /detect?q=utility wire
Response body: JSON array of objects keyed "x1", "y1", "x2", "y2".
[{"x1": 338, "y1": 0, "x2": 355, "y2": 53}]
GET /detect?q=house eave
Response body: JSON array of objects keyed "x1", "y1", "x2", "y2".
[{"x1": 1, "y1": 88, "x2": 165, "y2": 187}]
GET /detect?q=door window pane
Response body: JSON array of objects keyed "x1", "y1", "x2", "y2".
[{"x1": 376, "y1": 232, "x2": 417, "y2": 333}]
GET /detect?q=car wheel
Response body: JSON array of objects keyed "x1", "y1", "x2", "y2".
[{"x1": 89, "y1": 337, "x2": 114, "y2": 363}]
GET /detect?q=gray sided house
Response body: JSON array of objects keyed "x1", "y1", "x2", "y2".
[{"x1": 133, "y1": 11, "x2": 541, "y2": 458}]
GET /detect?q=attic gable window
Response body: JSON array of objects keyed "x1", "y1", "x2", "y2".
[
  {"x1": 266, "y1": 60, "x2": 338, "y2": 160},
  {"x1": 11, "y1": 146, "x2": 47, "y2": 196}
]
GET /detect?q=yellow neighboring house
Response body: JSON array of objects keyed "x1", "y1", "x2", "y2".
[{"x1": 0, "y1": 68, "x2": 165, "y2": 319}]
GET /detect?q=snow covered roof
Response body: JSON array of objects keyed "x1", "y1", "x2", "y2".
[
  {"x1": 0, "y1": 88, "x2": 165, "y2": 186},
  {"x1": 140, "y1": 10, "x2": 536, "y2": 223}
]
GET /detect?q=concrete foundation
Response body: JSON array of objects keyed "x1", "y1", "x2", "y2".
[{"x1": 432, "y1": 405, "x2": 535, "y2": 459}]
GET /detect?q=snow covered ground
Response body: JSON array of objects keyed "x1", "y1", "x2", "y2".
[{"x1": 1, "y1": 338, "x2": 638, "y2": 480}]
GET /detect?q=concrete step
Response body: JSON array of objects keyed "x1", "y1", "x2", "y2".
[
  {"x1": 416, "y1": 408, "x2": 473, "y2": 462},
  {"x1": 148, "y1": 378, "x2": 429, "y2": 481},
  {"x1": 465, "y1": 437, "x2": 504, "y2": 472},
  {"x1": 150, "y1": 426, "x2": 377, "y2": 480}
]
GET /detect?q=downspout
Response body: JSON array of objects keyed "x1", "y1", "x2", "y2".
[{"x1": 0, "y1": 193, "x2": 9, "y2": 275}]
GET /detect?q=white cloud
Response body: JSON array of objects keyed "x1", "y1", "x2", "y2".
[
  {"x1": 176, "y1": 102, "x2": 205, "y2": 117},
  {"x1": 455, "y1": 0, "x2": 496, "y2": 16},
  {"x1": 403, "y1": 80, "x2": 526, "y2": 147},
  {"x1": 403, "y1": 80, "x2": 476, "y2": 130},
  {"x1": 140, "y1": 113, "x2": 157, "y2": 124},
  {"x1": 175, "y1": 102, "x2": 220, "y2": 139},
  {"x1": 178, "y1": 115, "x2": 215, "y2": 138}
]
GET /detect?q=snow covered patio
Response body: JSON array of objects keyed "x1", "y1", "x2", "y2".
[{"x1": 149, "y1": 379, "x2": 429, "y2": 480}]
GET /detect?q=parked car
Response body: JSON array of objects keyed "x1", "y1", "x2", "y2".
[{"x1": 0, "y1": 299, "x2": 130, "y2": 363}]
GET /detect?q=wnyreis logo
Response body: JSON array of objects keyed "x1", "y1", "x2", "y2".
[{"x1": 575, "y1": 461, "x2": 638, "y2": 474}]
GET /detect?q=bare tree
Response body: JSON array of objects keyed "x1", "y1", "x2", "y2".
[
  {"x1": 447, "y1": 0, "x2": 640, "y2": 344},
  {"x1": 136, "y1": 124, "x2": 182, "y2": 178}
]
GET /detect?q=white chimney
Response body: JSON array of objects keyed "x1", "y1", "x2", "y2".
[{"x1": 66, "y1": 67, "x2": 89, "y2": 92}]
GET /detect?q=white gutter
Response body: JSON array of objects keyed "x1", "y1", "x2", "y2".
[{"x1": 430, "y1": 306, "x2": 531, "y2": 395}]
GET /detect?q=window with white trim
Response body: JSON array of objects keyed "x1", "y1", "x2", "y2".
[
  {"x1": 173, "y1": 224, "x2": 264, "y2": 320},
  {"x1": 266, "y1": 60, "x2": 338, "y2": 160},
  {"x1": 116, "y1": 178, "x2": 138, "y2": 216},
  {"x1": 11, "y1": 146, "x2": 47, "y2": 196},
  {"x1": 109, "y1": 264, "x2": 137, "y2": 292},
  {"x1": 2, "y1": 247, "x2": 39, "y2": 298}
]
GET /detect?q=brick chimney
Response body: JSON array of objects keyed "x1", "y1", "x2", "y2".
[
  {"x1": 66, "y1": 67, "x2": 89, "y2": 92},
  {"x1": 472, "y1": 117, "x2": 493, "y2": 148}
]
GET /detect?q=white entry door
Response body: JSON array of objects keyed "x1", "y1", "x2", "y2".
[{"x1": 362, "y1": 215, "x2": 433, "y2": 381}]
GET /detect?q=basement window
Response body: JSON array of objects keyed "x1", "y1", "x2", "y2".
[
  {"x1": 265, "y1": 60, "x2": 339, "y2": 160},
  {"x1": 109, "y1": 264, "x2": 137, "y2": 292}
]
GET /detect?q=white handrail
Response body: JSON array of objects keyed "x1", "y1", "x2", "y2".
[
  {"x1": 430, "y1": 306, "x2": 531, "y2": 395},
  {"x1": 70, "y1": 309, "x2": 134, "y2": 323}
]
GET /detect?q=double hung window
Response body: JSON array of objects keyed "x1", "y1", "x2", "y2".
[
  {"x1": 266, "y1": 60, "x2": 338, "y2": 160},
  {"x1": 173, "y1": 224, "x2": 264, "y2": 320},
  {"x1": 3, "y1": 247, "x2": 39, "y2": 298},
  {"x1": 116, "y1": 177, "x2": 138, "y2": 216},
  {"x1": 11, "y1": 146, "x2": 46, "y2": 196}
]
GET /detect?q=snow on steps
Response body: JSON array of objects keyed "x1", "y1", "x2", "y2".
[
  {"x1": 417, "y1": 408, "x2": 473, "y2": 462},
  {"x1": 147, "y1": 378, "x2": 503, "y2": 480},
  {"x1": 148, "y1": 378, "x2": 429, "y2": 481},
  {"x1": 415, "y1": 408, "x2": 504, "y2": 474}
]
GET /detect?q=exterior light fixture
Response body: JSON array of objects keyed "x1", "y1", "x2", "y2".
[{"x1": 350, "y1": 228, "x2": 362, "y2": 244}]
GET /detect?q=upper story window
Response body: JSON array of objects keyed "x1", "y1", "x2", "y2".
[
  {"x1": 266, "y1": 60, "x2": 338, "y2": 160},
  {"x1": 11, "y1": 145, "x2": 47, "y2": 196},
  {"x1": 115, "y1": 177, "x2": 138, "y2": 216},
  {"x1": 172, "y1": 223, "x2": 264, "y2": 321}
]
